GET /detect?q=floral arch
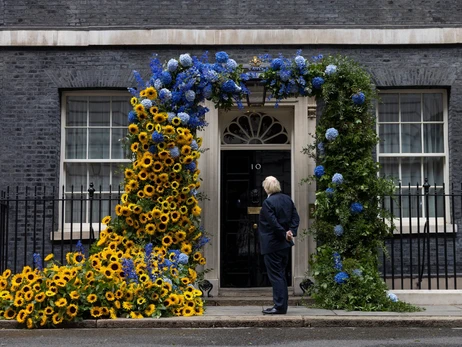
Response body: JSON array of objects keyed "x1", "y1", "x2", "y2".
[{"x1": 0, "y1": 51, "x2": 416, "y2": 328}]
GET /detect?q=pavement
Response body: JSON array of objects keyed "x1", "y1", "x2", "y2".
[{"x1": 2, "y1": 304, "x2": 462, "y2": 329}]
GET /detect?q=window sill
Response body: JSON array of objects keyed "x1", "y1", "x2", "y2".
[
  {"x1": 50, "y1": 223, "x2": 104, "y2": 241},
  {"x1": 387, "y1": 218, "x2": 458, "y2": 235}
]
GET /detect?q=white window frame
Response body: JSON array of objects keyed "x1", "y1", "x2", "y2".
[
  {"x1": 376, "y1": 89, "x2": 455, "y2": 234},
  {"x1": 56, "y1": 90, "x2": 131, "y2": 240}
]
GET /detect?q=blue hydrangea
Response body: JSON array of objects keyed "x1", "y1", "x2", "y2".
[
  {"x1": 33, "y1": 253, "x2": 43, "y2": 271},
  {"x1": 179, "y1": 53, "x2": 193, "y2": 67},
  {"x1": 350, "y1": 202, "x2": 364, "y2": 214},
  {"x1": 294, "y1": 55, "x2": 306, "y2": 69},
  {"x1": 128, "y1": 111, "x2": 138, "y2": 124},
  {"x1": 149, "y1": 145, "x2": 157, "y2": 154},
  {"x1": 151, "y1": 131, "x2": 164, "y2": 143},
  {"x1": 159, "y1": 88, "x2": 172, "y2": 101},
  {"x1": 191, "y1": 140, "x2": 199, "y2": 150},
  {"x1": 215, "y1": 51, "x2": 229, "y2": 63},
  {"x1": 122, "y1": 258, "x2": 138, "y2": 283},
  {"x1": 167, "y1": 58, "x2": 178, "y2": 72},
  {"x1": 154, "y1": 78, "x2": 163, "y2": 90},
  {"x1": 352, "y1": 91, "x2": 366, "y2": 105},
  {"x1": 333, "y1": 252, "x2": 343, "y2": 270},
  {"x1": 334, "y1": 271, "x2": 349, "y2": 284},
  {"x1": 332, "y1": 173, "x2": 344, "y2": 185},
  {"x1": 185, "y1": 90, "x2": 196, "y2": 102},
  {"x1": 312, "y1": 77, "x2": 325, "y2": 89},
  {"x1": 203, "y1": 84, "x2": 213, "y2": 98},
  {"x1": 185, "y1": 162, "x2": 197, "y2": 171},
  {"x1": 325, "y1": 128, "x2": 339, "y2": 142},
  {"x1": 169, "y1": 146, "x2": 180, "y2": 158},
  {"x1": 141, "y1": 99, "x2": 152, "y2": 109},
  {"x1": 317, "y1": 142, "x2": 325, "y2": 155},
  {"x1": 325, "y1": 64, "x2": 337, "y2": 75},
  {"x1": 334, "y1": 225, "x2": 344, "y2": 237},
  {"x1": 387, "y1": 292, "x2": 398, "y2": 302},
  {"x1": 352, "y1": 269, "x2": 363, "y2": 277},
  {"x1": 326, "y1": 187, "x2": 334, "y2": 197},
  {"x1": 167, "y1": 112, "x2": 176, "y2": 123},
  {"x1": 160, "y1": 71, "x2": 172, "y2": 85},
  {"x1": 222, "y1": 80, "x2": 240, "y2": 93},
  {"x1": 226, "y1": 58, "x2": 238, "y2": 70},
  {"x1": 278, "y1": 70, "x2": 291, "y2": 82},
  {"x1": 314, "y1": 165, "x2": 325, "y2": 178},
  {"x1": 204, "y1": 69, "x2": 219, "y2": 82},
  {"x1": 178, "y1": 253, "x2": 189, "y2": 265},
  {"x1": 271, "y1": 58, "x2": 284, "y2": 70},
  {"x1": 178, "y1": 112, "x2": 190, "y2": 124}
]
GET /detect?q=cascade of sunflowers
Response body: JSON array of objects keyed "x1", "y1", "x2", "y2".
[{"x1": 0, "y1": 51, "x2": 246, "y2": 328}]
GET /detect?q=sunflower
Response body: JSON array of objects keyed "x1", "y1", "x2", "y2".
[
  {"x1": 149, "y1": 106, "x2": 158, "y2": 115},
  {"x1": 154, "y1": 113, "x2": 167, "y2": 123},
  {"x1": 158, "y1": 150, "x2": 170, "y2": 160},
  {"x1": 126, "y1": 179, "x2": 139, "y2": 192},
  {"x1": 90, "y1": 307, "x2": 103, "y2": 318},
  {"x1": 181, "y1": 242, "x2": 193, "y2": 255},
  {"x1": 181, "y1": 145, "x2": 192, "y2": 156},
  {"x1": 163, "y1": 125, "x2": 175, "y2": 135},
  {"x1": 141, "y1": 155, "x2": 153, "y2": 168},
  {"x1": 138, "y1": 132, "x2": 149, "y2": 144},
  {"x1": 55, "y1": 298, "x2": 67, "y2": 308},
  {"x1": 146, "y1": 87, "x2": 158, "y2": 100},
  {"x1": 52, "y1": 313, "x2": 63, "y2": 325},
  {"x1": 69, "y1": 291, "x2": 79, "y2": 300},
  {"x1": 87, "y1": 294, "x2": 97, "y2": 304},
  {"x1": 44, "y1": 306, "x2": 54, "y2": 316},
  {"x1": 171, "y1": 117, "x2": 181, "y2": 126},
  {"x1": 128, "y1": 124, "x2": 139, "y2": 135},
  {"x1": 137, "y1": 169, "x2": 148, "y2": 181},
  {"x1": 135, "y1": 103, "x2": 145, "y2": 114},
  {"x1": 195, "y1": 307, "x2": 204, "y2": 315},
  {"x1": 164, "y1": 157, "x2": 174, "y2": 166},
  {"x1": 153, "y1": 161, "x2": 163, "y2": 173},
  {"x1": 130, "y1": 142, "x2": 139, "y2": 153},
  {"x1": 101, "y1": 215, "x2": 111, "y2": 225},
  {"x1": 66, "y1": 304, "x2": 78, "y2": 318},
  {"x1": 12, "y1": 273, "x2": 24, "y2": 286},
  {"x1": 199, "y1": 257, "x2": 206, "y2": 265},
  {"x1": 16, "y1": 309, "x2": 27, "y2": 323},
  {"x1": 122, "y1": 301, "x2": 133, "y2": 310},
  {"x1": 192, "y1": 205, "x2": 202, "y2": 217},
  {"x1": 24, "y1": 291, "x2": 34, "y2": 302},
  {"x1": 182, "y1": 306, "x2": 195, "y2": 317},
  {"x1": 14, "y1": 297, "x2": 25, "y2": 307},
  {"x1": 182, "y1": 155, "x2": 194, "y2": 165},
  {"x1": 170, "y1": 268, "x2": 179, "y2": 277},
  {"x1": 156, "y1": 186, "x2": 165, "y2": 194}
]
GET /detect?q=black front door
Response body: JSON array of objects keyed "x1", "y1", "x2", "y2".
[{"x1": 220, "y1": 150, "x2": 291, "y2": 287}]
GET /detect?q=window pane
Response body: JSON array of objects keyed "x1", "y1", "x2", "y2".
[
  {"x1": 112, "y1": 96, "x2": 131, "y2": 126},
  {"x1": 378, "y1": 94, "x2": 399, "y2": 122},
  {"x1": 379, "y1": 158, "x2": 399, "y2": 183},
  {"x1": 428, "y1": 188, "x2": 445, "y2": 218},
  {"x1": 424, "y1": 124, "x2": 444, "y2": 153},
  {"x1": 399, "y1": 188, "x2": 422, "y2": 219},
  {"x1": 65, "y1": 129, "x2": 87, "y2": 159},
  {"x1": 112, "y1": 164, "x2": 125, "y2": 190},
  {"x1": 112, "y1": 128, "x2": 128, "y2": 159},
  {"x1": 379, "y1": 124, "x2": 399, "y2": 153},
  {"x1": 65, "y1": 193, "x2": 86, "y2": 223},
  {"x1": 401, "y1": 124, "x2": 421, "y2": 153},
  {"x1": 65, "y1": 163, "x2": 87, "y2": 191},
  {"x1": 401, "y1": 94, "x2": 421, "y2": 122},
  {"x1": 401, "y1": 157, "x2": 421, "y2": 186},
  {"x1": 89, "y1": 163, "x2": 111, "y2": 191},
  {"x1": 424, "y1": 157, "x2": 444, "y2": 186},
  {"x1": 67, "y1": 97, "x2": 87, "y2": 126},
  {"x1": 89, "y1": 97, "x2": 110, "y2": 126},
  {"x1": 88, "y1": 129, "x2": 110, "y2": 159},
  {"x1": 423, "y1": 93, "x2": 443, "y2": 121}
]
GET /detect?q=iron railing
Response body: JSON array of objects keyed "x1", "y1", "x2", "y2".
[{"x1": 0, "y1": 183, "x2": 122, "y2": 273}]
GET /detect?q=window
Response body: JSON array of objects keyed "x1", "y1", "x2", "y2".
[
  {"x1": 377, "y1": 90, "x2": 448, "y2": 220},
  {"x1": 60, "y1": 91, "x2": 131, "y2": 234}
]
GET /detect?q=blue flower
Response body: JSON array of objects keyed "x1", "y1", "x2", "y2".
[
  {"x1": 294, "y1": 55, "x2": 306, "y2": 69},
  {"x1": 160, "y1": 71, "x2": 172, "y2": 85},
  {"x1": 314, "y1": 165, "x2": 325, "y2": 178},
  {"x1": 325, "y1": 128, "x2": 339, "y2": 142},
  {"x1": 332, "y1": 173, "x2": 344, "y2": 185},
  {"x1": 33, "y1": 253, "x2": 43, "y2": 271},
  {"x1": 141, "y1": 99, "x2": 152, "y2": 109},
  {"x1": 193, "y1": 235, "x2": 211, "y2": 250},
  {"x1": 317, "y1": 142, "x2": 325, "y2": 155},
  {"x1": 352, "y1": 91, "x2": 366, "y2": 105},
  {"x1": 191, "y1": 140, "x2": 199, "y2": 150},
  {"x1": 326, "y1": 187, "x2": 334, "y2": 197},
  {"x1": 325, "y1": 64, "x2": 337, "y2": 75},
  {"x1": 154, "y1": 78, "x2": 163, "y2": 90},
  {"x1": 167, "y1": 58, "x2": 178, "y2": 72},
  {"x1": 278, "y1": 70, "x2": 291, "y2": 82},
  {"x1": 185, "y1": 162, "x2": 197, "y2": 171},
  {"x1": 179, "y1": 53, "x2": 193, "y2": 67},
  {"x1": 169, "y1": 146, "x2": 180, "y2": 158},
  {"x1": 145, "y1": 243, "x2": 153, "y2": 259},
  {"x1": 178, "y1": 112, "x2": 190, "y2": 124},
  {"x1": 178, "y1": 253, "x2": 189, "y2": 265},
  {"x1": 151, "y1": 131, "x2": 164, "y2": 143},
  {"x1": 203, "y1": 84, "x2": 213, "y2": 98},
  {"x1": 271, "y1": 58, "x2": 284, "y2": 70},
  {"x1": 352, "y1": 269, "x2": 363, "y2": 277},
  {"x1": 128, "y1": 111, "x2": 138, "y2": 124},
  {"x1": 159, "y1": 88, "x2": 172, "y2": 101},
  {"x1": 204, "y1": 69, "x2": 219, "y2": 82},
  {"x1": 167, "y1": 112, "x2": 176, "y2": 123},
  {"x1": 215, "y1": 51, "x2": 229, "y2": 63},
  {"x1": 122, "y1": 258, "x2": 138, "y2": 283},
  {"x1": 222, "y1": 80, "x2": 240, "y2": 93},
  {"x1": 149, "y1": 145, "x2": 157, "y2": 154},
  {"x1": 387, "y1": 292, "x2": 398, "y2": 302},
  {"x1": 312, "y1": 77, "x2": 325, "y2": 89},
  {"x1": 334, "y1": 271, "x2": 349, "y2": 284},
  {"x1": 226, "y1": 58, "x2": 238, "y2": 70},
  {"x1": 350, "y1": 202, "x2": 364, "y2": 214},
  {"x1": 333, "y1": 252, "x2": 342, "y2": 270},
  {"x1": 334, "y1": 225, "x2": 344, "y2": 237},
  {"x1": 185, "y1": 90, "x2": 196, "y2": 102},
  {"x1": 76, "y1": 240, "x2": 84, "y2": 254}
]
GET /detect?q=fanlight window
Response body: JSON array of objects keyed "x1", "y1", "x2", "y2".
[{"x1": 222, "y1": 112, "x2": 289, "y2": 145}]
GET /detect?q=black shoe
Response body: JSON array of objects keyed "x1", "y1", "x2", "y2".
[{"x1": 262, "y1": 307, "x2": 287, "y2": 315}]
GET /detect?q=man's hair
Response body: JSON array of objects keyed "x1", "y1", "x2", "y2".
[{"x1": 262, "y1": 176, "x2": 281, "y2": 194}]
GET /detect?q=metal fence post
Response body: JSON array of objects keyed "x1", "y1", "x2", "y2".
[
  {"x1": 88, "y1": 183, "x2": 95, "y2": 244},
  {"x1": 423, "y1": 178, "x2": 431, "y2": 290}
]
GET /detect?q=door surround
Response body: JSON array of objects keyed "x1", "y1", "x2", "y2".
[{"x1": 199, "y1": 99, "x2": 317, "y2": 296}]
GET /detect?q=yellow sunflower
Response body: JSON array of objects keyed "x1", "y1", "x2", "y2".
[
  {"x1": 52, "y1": 313, "x2": 63, "y2": 325},
  {"x1": 66, "y1": 304, "x2": 78, "y2": 318},
  {"x1": 128, "y1": 124, "x2": 139, "y2": 135},
  {"x1": 90, "y1": 307, "x2": 103, "y2": 318},
  {"x1": 87, "y1": 294, "x2": 97, "y2": 304}
]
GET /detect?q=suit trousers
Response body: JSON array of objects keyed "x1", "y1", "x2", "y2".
[{"x1": 263, "y1": 247, "x2": 290, "y2": 312}]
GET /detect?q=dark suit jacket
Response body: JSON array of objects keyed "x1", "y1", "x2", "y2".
[{"x1": 258, "y1": 192, "x2": 300, "y2": 255}]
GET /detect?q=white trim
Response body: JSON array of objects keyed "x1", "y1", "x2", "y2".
[{"x1": 1, "y1": 28, "x2": 462, "y2": 46}]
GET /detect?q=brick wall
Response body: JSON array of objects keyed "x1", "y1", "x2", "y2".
[{"x1": 0, "y1": 0, "x2": 461, "y2": 28}]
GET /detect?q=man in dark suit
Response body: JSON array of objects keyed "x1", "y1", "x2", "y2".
[{"x1": 259, "y1": 176, "x2": 300, "y2": 315}]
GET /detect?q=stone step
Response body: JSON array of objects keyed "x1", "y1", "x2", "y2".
[{"x1": 204, "y1": 296, "x2": 312, "y2": 306}]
